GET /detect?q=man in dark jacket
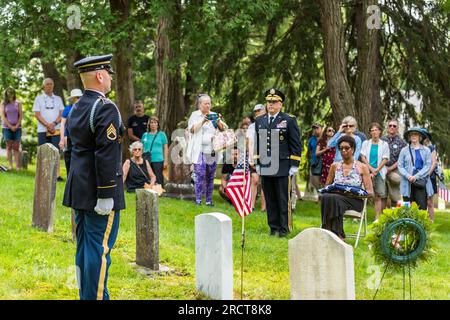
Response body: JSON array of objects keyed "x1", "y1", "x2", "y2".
[
  {"x1": 63, "y1": 54, "x2": 125, "y2": 300},
  {"x1": 254, "y1": 88, "x2": 302, "y2": 237}
]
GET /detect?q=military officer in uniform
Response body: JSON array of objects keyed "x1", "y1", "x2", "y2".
[
  {"x1": 63, "y1": 54, "x2": 125, "y2": 300},
  {"x1": 254, "y1": 88, "x2": 302, "y2": 237}
]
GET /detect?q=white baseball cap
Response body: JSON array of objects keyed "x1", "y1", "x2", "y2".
[
  {"x1": 69, "y1": 88, "x2": 83, "y2": 100},
  {"x1": 253, "y1": 104, "x2": 264, "y2": 112}
]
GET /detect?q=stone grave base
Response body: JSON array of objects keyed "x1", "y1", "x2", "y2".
[
  {"x1": 131, "y1": 263, "x2": 173, "y2": 277},
  {"x1": 163, "y1": 183, "x2": 195, "y2": 200}
]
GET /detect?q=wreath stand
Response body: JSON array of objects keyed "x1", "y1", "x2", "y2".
[{"x1": 372, "y1": 218, "x2": 427, "y2": 300}]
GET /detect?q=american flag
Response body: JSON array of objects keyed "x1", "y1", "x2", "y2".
[
  {"x1": 225, "y1": 153, "x2": 253, "y2": 218},
  {"x1": 438, "y1": 182, "x2": 449, "y2": 202}
]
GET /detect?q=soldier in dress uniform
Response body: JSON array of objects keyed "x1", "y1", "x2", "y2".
[
  {"x1": 254, "y1": 88, "x2": 302, "y2": 237},
  {"x1": 63, "y1": 54, "x2": 125, "y2": 300}
]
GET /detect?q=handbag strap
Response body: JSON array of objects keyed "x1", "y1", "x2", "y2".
[
  {"x1": 148, "y1": 131, "x2": 159, "y2": 153},
  {"x1": 131, "y1": 159, "x2": 151, "y2": 183},
  {"x1": 408, "y1": 146, "x2": 416, "y2": 169}
]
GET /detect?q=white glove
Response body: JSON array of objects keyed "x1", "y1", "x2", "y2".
[
  {"x1": 94, "y1": 198, "x2": 114, "y2": 216},
  {"x1": 289, "y1": 166, "x2": 298, "y2": 176},
  {"x1": 256, "y1": 165, "x2": 261, "y2": 175}
]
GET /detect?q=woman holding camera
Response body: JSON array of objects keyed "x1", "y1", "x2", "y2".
[
  {"x1": 327, "y1": 116, "x2": 362, "y2": 163},
  {"x1": 186, "y1": 94, "x2": 226, "y2": 206}
]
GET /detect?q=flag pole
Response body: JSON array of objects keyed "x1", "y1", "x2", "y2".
[
  {"x1": 240, "y1": 141, "x2": 249, "y2": 300},
  {"x1": 240, "y1": 213, "x2": 245, "y2": 300}
]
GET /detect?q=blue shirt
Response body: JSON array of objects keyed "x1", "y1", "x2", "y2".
[
  {"x1": 62, "y1": 104, "x2": 73, "y2": 137},
  {"x1": 328, "y1": 132, "x2": 362, "y2": 162},
  {"x1": 308, "y1": 136, "x2": 318, "y2": 163},
  {"x1": 414, "y1": 149, "x2": 423, "y2": 174}
]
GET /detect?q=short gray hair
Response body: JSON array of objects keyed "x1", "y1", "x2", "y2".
[
  {"x1": 129, "y1": 141, "x2": 143, "y2": 153},
  {"x1": 196, "y1": 94, "x2": 211, "y2": 108},
  {"x1": 342, "y1": 116, "x2": 358, "y2": 127},
  {"x1": 43, "y1": 78, "x2": 54, "y2": 86}
]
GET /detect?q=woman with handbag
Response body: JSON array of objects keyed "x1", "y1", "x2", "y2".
[
  {"x1": 141, "y1": 116, "x2": 168, "y2": 186},
  {"x1": 186, "y1": 94, "x2": 226, "y2": 206},
  {"x1": 397, "y1": 128, "x2": 433, "y2": 210},
  {"x1": 122, "y1": 141, "x2": 157, "y2": 193}
]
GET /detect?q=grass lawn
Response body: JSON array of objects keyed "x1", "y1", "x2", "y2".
[{"x1": 0, "y1": 157, "x2": 449, "y2": 300}]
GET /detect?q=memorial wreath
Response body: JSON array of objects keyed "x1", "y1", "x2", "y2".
[{"x1": 367, "y1": 202, "x2": 435, "y2": 272}]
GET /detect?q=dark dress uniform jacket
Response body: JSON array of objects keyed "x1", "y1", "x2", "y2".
[
  {"x1": 63, "y1": 89, "x2": 125, "y2": 211},
  {"x1": 254, "y1": 112, "x2": 302, "y2": 176}
]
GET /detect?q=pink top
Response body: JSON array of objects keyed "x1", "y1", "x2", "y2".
[{"x1": 2, "y1": 101, "x2": 21, "y2": 128}]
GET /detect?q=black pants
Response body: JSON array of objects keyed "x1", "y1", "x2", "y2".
[
  {"x1": 150, "y1": 161, "x2": 164, "y2": 186},
  {"x1": 261, "y1": 176, "x2": 289, "y2": 234},
  {"x1": 64, "y1": 150, "x2": 71, "y2": 175},
  {"x1": 321, "y1": 193, "x2": 364, "y2": 239},
  {"x1": 404, "y1": 184, "x2": 427, "y2": 210}
]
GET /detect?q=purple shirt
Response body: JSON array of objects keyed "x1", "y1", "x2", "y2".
[{"x1": 2, "y1": 101, "x2": 21, "y2": 128}]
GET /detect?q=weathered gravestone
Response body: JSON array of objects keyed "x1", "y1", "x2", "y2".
[
  {"x1": 164, "y1": 137, "x2": 195, "y2": 200},
  {"x1": 136, "y1": 189, "x2": 159, "y2": 270},
  {"x1": 288, "y1": 228, "x2": 355, "y2": 300},
  {"x1": 195, "y1": 212, "x2": 233, "y2": 300},
  {"x1": 32, "y1": 143, "x2": 59, "y2": 232}
]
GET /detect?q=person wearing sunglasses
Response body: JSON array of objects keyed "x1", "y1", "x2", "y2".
[
  {"x1": 122, "y1": 141, "x2": 157, "y2": 192},
  {"x1": 381, "y1": 119, "x2": 407, "y2": 206},
  {"x1": 63, "y1": 54, "x2": 125, "y2": 300},
  {"x1": 327, "y1": 116, "x2": 362, "y2": 163},
  {"x1": 316, "y1": 126, "x2": 336, "y2": 186},
  {"x1": 321, "y1": 135, "x2": 373, "y2": 240},
  {"x1": 360, "y1": 122, "x2": 390, "y2": 220}
]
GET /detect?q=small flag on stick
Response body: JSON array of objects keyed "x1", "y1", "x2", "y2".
[{"x1": 225, "y1": 153, "x2": 253, "y2": 217}]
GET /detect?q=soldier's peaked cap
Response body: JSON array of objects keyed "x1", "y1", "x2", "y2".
[
  {"x1": 74, "y1": 54, "x2": 114, "y2": 74},
  {"x1": 265, "y1": 88, "x2": 285, "y2": 102}
]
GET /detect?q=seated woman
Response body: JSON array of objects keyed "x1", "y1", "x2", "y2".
[
  {"x1": 321, "y1": 135, "x2": 374, "y2": 239},
  {"x1": 122, "y1": 141, "x2": 157, "y2": 193}
]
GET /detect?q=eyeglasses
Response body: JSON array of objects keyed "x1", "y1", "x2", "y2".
[
  {"x1": 388, "y1": 124, "x2": 397, "y2": 128},
  {"x1": 342, "y1": 124, "x2": 355, "y2": 128},
  {"x1": 327, "y1": 129, "x2": 335, "y2": 133},
  {"x1": 339, "y1": 146, "x2": 352, "y2": 152},
  {"x1": 133, "y1": 148, "x2": 142, "y2": 151}
]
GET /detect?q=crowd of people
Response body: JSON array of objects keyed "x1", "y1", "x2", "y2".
[
  {"x1": 307, "y1": 117, "x2": 443, "y2": 234},
  {"x1": 0, "y1": 79, "x2": 444, "y2": 232}
]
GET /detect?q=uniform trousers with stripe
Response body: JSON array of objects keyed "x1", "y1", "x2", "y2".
[
  {"x1": 261, "y1": 176, "x2": 289, "y2": 234},
  {"x1": 75, "y1": 210, "x2": 120, "y2": 300}
]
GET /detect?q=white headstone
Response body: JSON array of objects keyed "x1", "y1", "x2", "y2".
[
  {"x1": 289, "y1": 228, "x2": 355, "y2": 300},
  {"x1": 195, "y1": 212, "x2": 233, "y2": 300}
]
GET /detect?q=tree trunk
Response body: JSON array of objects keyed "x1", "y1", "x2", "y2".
[
  {"x1": 110, "y1": 0, "x2": 135, "y2": 161},
  {"x1": 156, "y1": 2, "x2": 184, "y2": 143},
  {"x1": 354, "y1": 0, "x2": 383, "y2": 134},
  {"x1": 318, "y1": 0, "x2": 356, "y2": 128},
  {"x1": 65, "y1": 32, "x2": 83, "y2": 93}
]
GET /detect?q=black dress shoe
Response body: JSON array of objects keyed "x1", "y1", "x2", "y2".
[
  {"x1": 278, "y1": 232, "x2": 288, "y2": 238},
  {"x1": 57, "y1": 176, "x2": 64, "y2": 182},
  {"x1": 270, "y1": 230, "x2": 279, "y2": 236}
]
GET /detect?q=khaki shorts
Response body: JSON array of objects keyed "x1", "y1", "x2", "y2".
[
  {"x1": 385, "y1": 170, "x2": 402, "y2": 202},
  {"x1": 373, "y1": 175, "x2": 387, "y2": 198}
]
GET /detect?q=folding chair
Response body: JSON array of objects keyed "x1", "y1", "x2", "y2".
[{"x1": 344, "y1": 198, "x2": 368, "y2": 248}]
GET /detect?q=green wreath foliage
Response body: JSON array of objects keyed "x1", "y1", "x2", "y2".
[{"x1": 367, "y1": 203, "x2": 435, "y2": 272}]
